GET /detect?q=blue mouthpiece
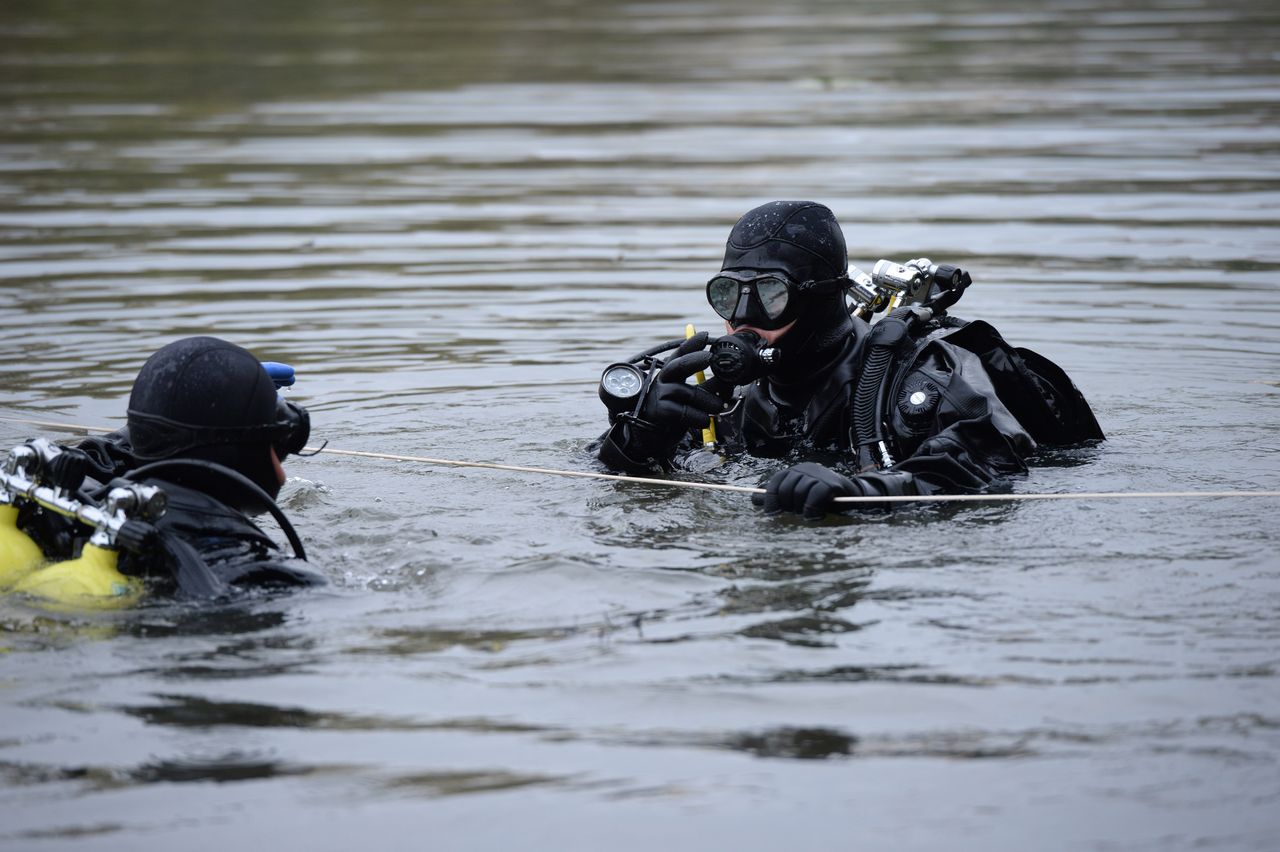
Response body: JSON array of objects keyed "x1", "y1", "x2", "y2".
[{"x1": 261, "y1": 361, "x2": 296, "y2": 389}]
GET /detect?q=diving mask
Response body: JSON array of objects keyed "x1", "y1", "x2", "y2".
[{"x1": 706, "y1": 270, "x2": 848, "y2": 330}]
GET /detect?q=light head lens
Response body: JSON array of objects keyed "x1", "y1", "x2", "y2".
[
  {"x1": 753, "y1": 277, "x2": 790, "y2": 319},
  {"x1": 599, "y1": 363, "x2": 646, "y2": 413}
]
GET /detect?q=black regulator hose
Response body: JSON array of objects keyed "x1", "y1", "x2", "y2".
[
  {"x1": 127, "y1": 459, "x2": 307, "y2": 561},
  {"x1": 628, "y1": 337, "x2": 688, "y2": 363}
]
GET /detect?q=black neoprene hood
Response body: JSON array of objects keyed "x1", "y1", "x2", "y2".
[
  {"x1": 124, "y1": 335, "x2": 287, "y2": 497},
  {"x1": 718, "y1": 201, "x2": 855, "y2": 384},
  {"x1": 127, "y1": 337, "x2": 277, "y2": 455},
  {"x1": 720, "y1": 200, "x2": 849, "y2": 281}
]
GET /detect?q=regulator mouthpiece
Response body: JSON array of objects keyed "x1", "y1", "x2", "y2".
[{"x1": 710, "y1": 330, "x2": 780, "y2": 386}]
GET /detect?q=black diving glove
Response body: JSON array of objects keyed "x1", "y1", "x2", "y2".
[
  {"x1": 598, "y1": 332, "x2": 729, "y2": 473},
  {"x1": 754, "y1": 463, "x2": 924, "y2": 519},
  {"x1": 634, "y1": 331, "x2": 725, "y2": 438},
  {"x1": 753, "y1": 462, "x2": 859, "y2": 520},
  {"x1": 115, "y1": 519, "x2": 159, "y2": 554}
]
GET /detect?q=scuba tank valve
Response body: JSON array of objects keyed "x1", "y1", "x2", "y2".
[
  {"x1": 850, "y1": 258, "x2": 972, "y2": 321},
  {"x1": 1, "y1": 439, "x2": 162, "y2": 607},
  {"x1": 872, "y1": 259, "x2": 931, "y2": 314}
]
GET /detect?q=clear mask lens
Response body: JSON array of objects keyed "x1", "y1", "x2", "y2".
[
  {"x1": 753, "y1": 277, "x2": 790, "y2": 319},
  {"x1": 706, "y1": 275, "x2": 793, "y2": 322},
  {"x1": 707, "y1": 277, "x2": 741, "y2": 320}
]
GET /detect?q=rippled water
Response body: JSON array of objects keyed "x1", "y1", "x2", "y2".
[{"x1": 2, "y1": 1, "x2": 1279, "y2": 849}]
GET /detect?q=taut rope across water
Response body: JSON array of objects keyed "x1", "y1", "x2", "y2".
[{"x1": 3, "y1": 415, "x2": 1278, "y2": 504}]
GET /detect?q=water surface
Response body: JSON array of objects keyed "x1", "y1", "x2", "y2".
[{"x1": 2, "y1": 1, "x2": 1279, "y2": 849}]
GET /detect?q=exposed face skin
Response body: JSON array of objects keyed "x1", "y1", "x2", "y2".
[
  {"x1": 270, "y1": 446, "x2": 285, "y2": 486},
  {"x1": 724, "y1": 318, "x2": 796, "y2": 345}
]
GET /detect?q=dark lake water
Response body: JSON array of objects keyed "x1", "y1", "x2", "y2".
[{"x1": 2, "y1": 1, "x2": 1279, "y2": 849}]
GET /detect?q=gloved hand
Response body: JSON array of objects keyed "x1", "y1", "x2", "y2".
[
  {"x1": 752, "y1": 462, "x2": 859, "y2": 520},
  {"x1": 45, "y1": 448, "x2": 90, "y2": 493},
  {"x1": 637, "y1": 331, "x2": 725, "y2": 437},
  {"x1": 114, "y1": 519, "x2": 158, "y2": 554}
]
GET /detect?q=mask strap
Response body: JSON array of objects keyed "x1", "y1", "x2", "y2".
[{"x1": 127, "y1": 409, "x2": 289, "y2": 458}]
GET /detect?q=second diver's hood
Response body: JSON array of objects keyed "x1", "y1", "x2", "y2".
[{"x1": 126, "y1": 336, "x2": 283, "y2": 501}]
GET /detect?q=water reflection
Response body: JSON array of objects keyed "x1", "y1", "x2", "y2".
[
  {"x1": 1, "y1": 751, "x2": 324, "y2": 789},
  {"x1": 737, "y1": 614, "x2": 865, "y2": 648},
  {"x1": 722, "y1": 727, "x2": 858, "y2": 760},
  {"x1": 122, "y1": 604, "x2": 291, "y2": 638},
  {"x1": 381, "y1": 769, "x2": 568, "y2": 797},
  {"x1": 2, "y1": 0, "x2": 1279, "y2": 847},
  {"x1": 348, "y1": 624, "x2": 581, "y2": 656},
  {"x1": 123, "y1": 694, "x2": 412, "y2": 729}
]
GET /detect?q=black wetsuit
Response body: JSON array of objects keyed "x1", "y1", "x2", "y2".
[
  {"x1": 21, "y1": 432, "x2": 322, "y2": 597},
  {"x1": 598, "y1": 314, "x2": 1103, "y2": 498},
  {"x1": 116, "y1": 476, "x2": 320, "y2": 596}
]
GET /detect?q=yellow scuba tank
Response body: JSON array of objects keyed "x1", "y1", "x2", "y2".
[
  {"x1": 0, "y1": 503, "x2": 46, "y2": 589},
  {"x1": 11, "y1": 541, "x2": 141, "y2": 609},
  {"x1": 2, "y1": 439, "x2": 158, "y2": 609}
]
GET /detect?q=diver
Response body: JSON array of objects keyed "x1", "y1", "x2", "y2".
[
  {"x1": 595, "y1": 200, "x2": 1104, "y2": 518},
  {"x1": 13, "y1": 336, "x2": 323, "y2": 598}
]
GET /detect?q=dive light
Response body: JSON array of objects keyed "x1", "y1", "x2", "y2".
[{"x1": 599, "y1": 363, "x2": 647, "y2": 414}]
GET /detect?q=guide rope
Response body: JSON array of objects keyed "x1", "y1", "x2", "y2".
[{"x1": 3, "y1": 415, "x2": 1278, "y2": 504}]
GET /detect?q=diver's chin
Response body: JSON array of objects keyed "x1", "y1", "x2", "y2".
[{"x1": 725, "y1": 320, "x2": 795, "y2": 345}]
